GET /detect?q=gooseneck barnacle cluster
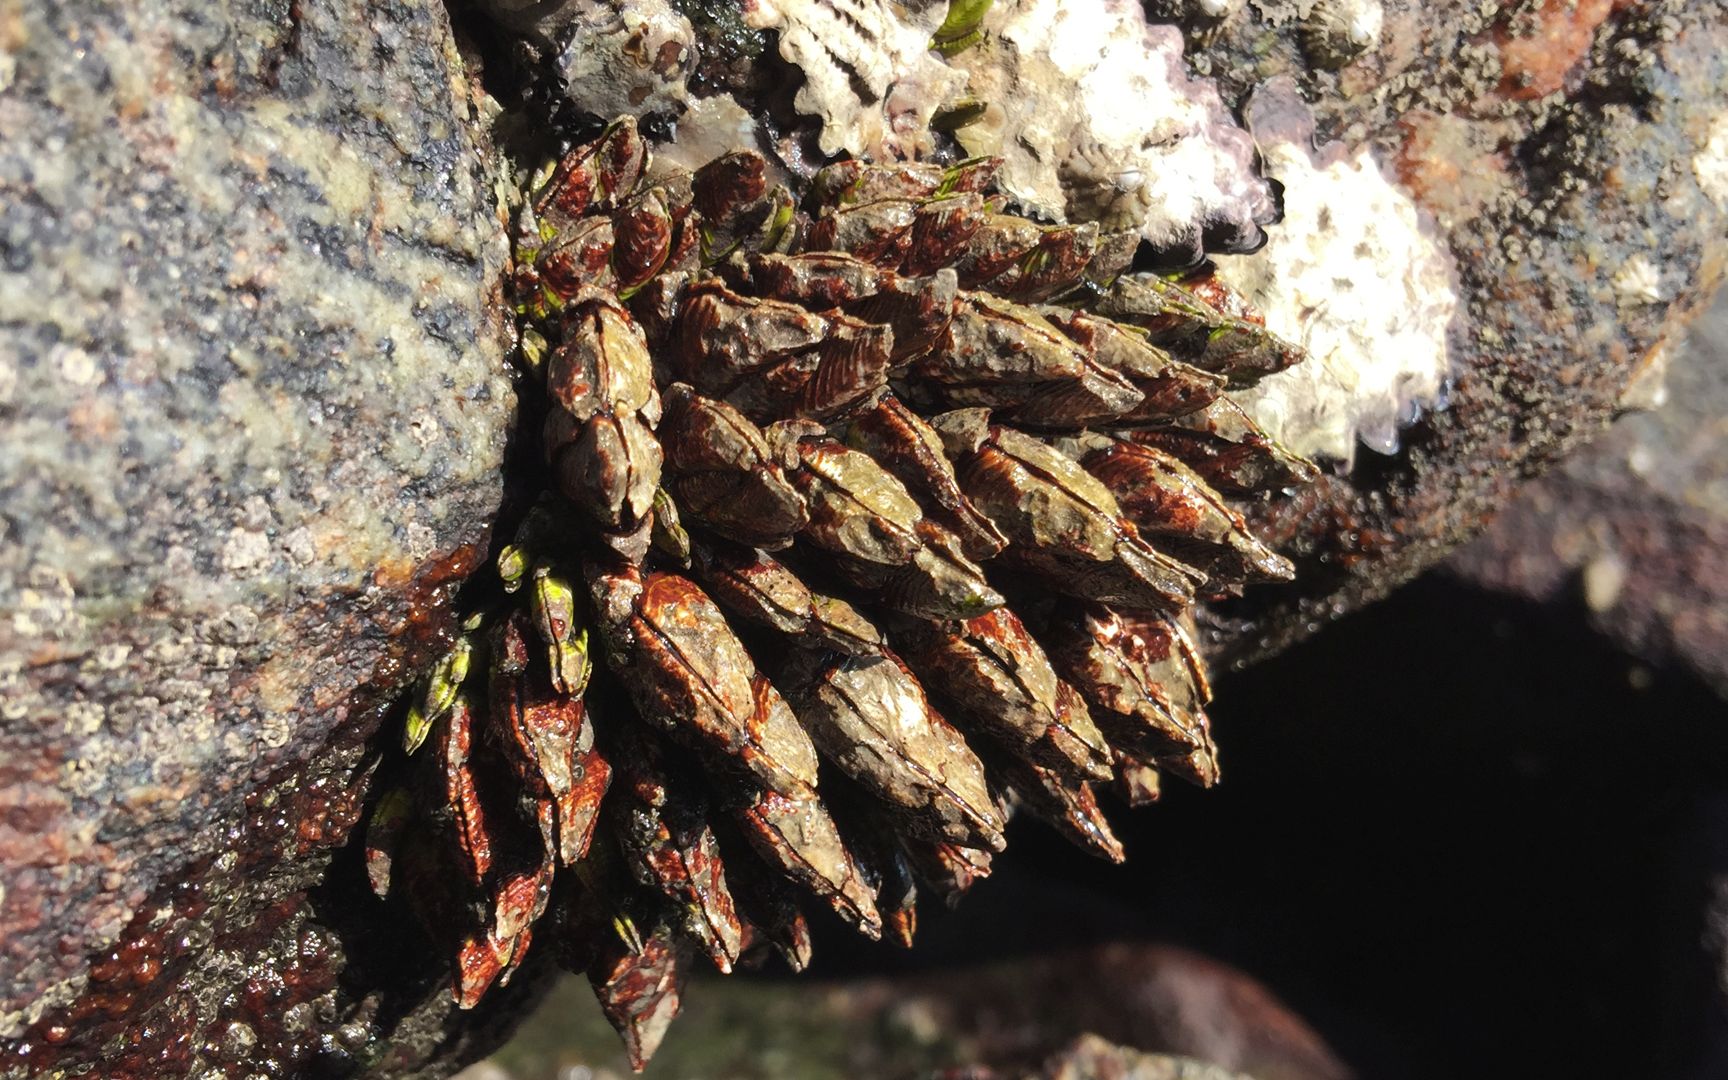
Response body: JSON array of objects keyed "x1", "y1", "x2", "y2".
[{"x1": 365, "y1": 115, "x2": 1316, "y2": 1069}]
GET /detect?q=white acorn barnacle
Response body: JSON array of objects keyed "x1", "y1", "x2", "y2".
[{"x1": 1301, "y1": 0, "x2": 1384, "y2": 70}]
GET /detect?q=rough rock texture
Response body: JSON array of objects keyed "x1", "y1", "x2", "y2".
[
  {"x1": 1448, "y1": 284, "x2": 1728, "y2": 695},
  {"x1": 0, "y1": 0, "x2": 519, "y2": 1073},
  {"x1": 945, "y1": 0, "x2": 1281, "y2": 256},
  {"x1": 2, "y1": 0, "x2": 1727, "y2": 1077},
  {"x1": 1180, "y1": 0, "x2": 1728, "y2": 668}
]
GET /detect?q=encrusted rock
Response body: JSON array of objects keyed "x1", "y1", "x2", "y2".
[
  {"x1": 1213, "y1": 77, "x2": 1459, "y2": 463},
  {"x1": 0, "y1": 0, "x2": 515, "y2": 1069},
  {"x1": 946, "y1": 0, "x2": 1279, "y2": 259}
]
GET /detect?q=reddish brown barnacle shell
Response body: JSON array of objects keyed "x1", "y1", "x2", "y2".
[
  {"x1": 487, "y1": 615, "x2": 562, "y2": 798},
  {"x1": 842, "y1": 394, "x2": 1007, "y2": 561},
  {"x1": 1083, "y1": 229, "x2": 1142, "y2": 291},
  {"x1": 692, "y1": 150, "x2": 771, "y2": 227},
  {"x1": 1171, "y1": 265, "x2": 1264, "y2": 325},
  {"x1": 951, "y1": 211, "x2": 1034, "y2": 284},
  {"x1": 521, "y1": 215, "x2": 616, "y2": 318},
  {"x1": 809, "y1": 157, "x2": 1002, "y2": 212},
  {"x1": 899, "y1": 839, "x2": 993, "y2": 909},
  {"x1": 780, "y1": 428, "x2": 1004, "y2": 620},
  {"x1": 454, "y1": 928, "x2": 516, "y2": 1011},
  {"x1": 810, "y1": 159, "x2": 942, "y2": 208},
  {"x1": 844, "y1": 268, "x2": 958, "y2": 365},
  {"x1": 1043, "y1": 309, "x2": 1227, "y2": 423},
  {"x1": 447, "y1": 841, "x2": 556, "y2": 1007},
  {"x1": 726, "y1": 250, "x2": 886, "y2": 309},
  {"x1": 1110, "y1": 747, "x2": 1164, "y2": 807},
  {"x1": 1043, "y1": 604, "x2": 1220, "y2": 788},
  {"x1": 720, "y1": 311, "x2": 895, "y2": 423},
  {"x1": 807, "y1": 197, "x2": 920, "y2": 267},
  {"x1": 608, "y1": 724, "x2": 745, "y2": 973},
  {"x1": 487, "y1": 611, "x2": 611, "y2": 865},
  {"x1": 532, "y1": 116, "x2": 648, "y2": 226},
  {"x1": 691, "y1": 540, "x2": 885, "y2": 656},
  {"x1": 611, "y1": 184, "x2": 682, "y2": 295},
  {"x1": 543, "y1": 294, "x2": 663, "y2": 551},
  {"x1": 985, "y1": 750, "x2": 1125, "y2": 864},
  {"x1": 1050, "y1": 680, "x2": 1110, "y2": 788},
  {"x1": 628, "y1": 269, "x2": 689, "y2": 354},
  {"x1": 1071, "y1": 434, "x2": 1295, "y2": 584},
  {"x1": 559, "y1": 742, "x2": 613, "y2": 868},
  {"x1": 492, "y1": 857, "x2": 556, "y2": 953},
  {"x1": 586, "y1": 561, "x2": 822, "y2": 799},
  {"x1": 806, "y1": 159, "x2": 869, "y2": 208},
  {"x1": 901, "y1": 193, "x2": 989, "y2": 277},
  {"x1": 932, "y1": 410, "x2": 1206, "y2": 612},
  {"x1": 672, "y1": 280, "x2": 828, "y2": 391},
  {"x1": 693, "y1": 151, "x2": 798, "y2": 264},
  {"x1": 588, "y1": 916, "x2": 689, "y2": 1072},
  {"x1": 888, "y1": 607, "x2": 1113, "y2": 784},
  {"x1": 1124, "y1": 397, "x2": 1319, "y2": 495},
  {"x1": 1096, "y1": 273, "x2": 1305, "y2": 385},
  {"x1": 436, "y1": 695, "x2": 493, "y2": 888},
  {"x1": 917, "y1": 292, "x2": 1143, "y2": 428},
  {"x1": 971, "y1": 220, "x2": 1101, "y2": 303},
  {"x1": 592, "y1": 116, "x2": 650, "y2": 211},
  {"x1": 659, "y1": 383, "x2": 810, "y2": 549},
  {"x1": 777, "y1": 649, "x2": 1007, "y2": 852},
  {"x1": 953, "y1": 212, "x2": 1092, "y2": 294},
  {"x1": 730, "y1": 784, "x2": 884, "y2": 940},
  {"x1": 937, "y1": 156, "x2": 1003, "y2": 195}
]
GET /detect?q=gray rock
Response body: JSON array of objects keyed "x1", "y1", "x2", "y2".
[{"x1": 0, "y1": 0, "x2": 513, "y2": 1060}]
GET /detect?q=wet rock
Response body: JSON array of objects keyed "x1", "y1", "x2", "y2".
[
  {"x1": 0, "y1": 0, "x2": 517, "y2": 1072},
  {"x1": 1447, "y1": 284, "x2": 1728, "y2": 694},
  {"x1": 1181, "y1": 0, "x2": 1728, "y2": 669}
]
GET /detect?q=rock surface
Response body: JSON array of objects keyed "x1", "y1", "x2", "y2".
[
  {"x1": 2, "y1": 0, "x2": 1727, "y2": 1077},
  {"x1": 1448, "y1": 283, "x2": 1728, "y2": 695},
  {"x1": 463, "y1": 944, "x2": 1339, "y2": 1080},
  {"x1": 0, "y1": 0, "x2": 518, "y2": 1073},
  {"x1": 1173, "y1": 0, "x2": 1728, "y2": 667}
]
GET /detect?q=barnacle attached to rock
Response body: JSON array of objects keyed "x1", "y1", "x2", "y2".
[
  {"x1": 942, "y1": 0, "x2": 1282, "y2": 261},
  {"x1": 1210, "y1": 78, "x2": 1460, "y2": 463},
  {"x1": 744, "y1": 0, "x2": 968, "y2": 161},
  {"x1": 368, "y1": 114, "x2": 1314, "y2": 1069}
]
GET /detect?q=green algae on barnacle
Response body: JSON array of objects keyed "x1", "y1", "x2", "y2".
[{"x1": 368, "y1": 73, "x2": 1315, "y2": 1073}]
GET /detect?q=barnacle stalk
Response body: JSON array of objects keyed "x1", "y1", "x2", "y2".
[{"x1": 368, "y1": 115, "x2": 1315, "y2": 1069}]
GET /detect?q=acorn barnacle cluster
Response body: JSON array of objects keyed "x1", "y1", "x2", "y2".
[{"x1": 366, "y1": 116, "x2": 1316, "y2": 1068}]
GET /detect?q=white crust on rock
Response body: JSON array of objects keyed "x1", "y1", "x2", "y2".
[
  {"x1": 743, "y1": 0, "x2": 966, "y2": 161},
  {"x1": 1213, "y1": 78, "x2": 1459, "y2": 463},
  {"x1": 947, "y1": 0, "x2": 1277, "y2": 254}
]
